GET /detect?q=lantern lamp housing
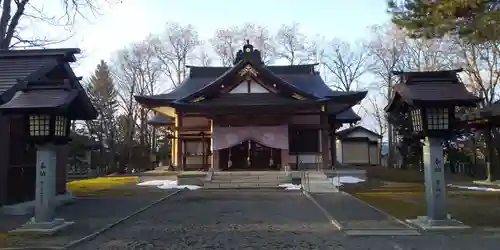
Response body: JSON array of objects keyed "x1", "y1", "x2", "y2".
[
  {"x1": 409, "y1": 106, "x2": 454, "y2": 138},
  {"x1": 27, "y1": 114, "x2": 71, "y2": 145}
]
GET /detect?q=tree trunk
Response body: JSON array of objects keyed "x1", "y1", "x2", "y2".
[{"x1": 487, "y1": 126, "x2": 496, "y2": 182}]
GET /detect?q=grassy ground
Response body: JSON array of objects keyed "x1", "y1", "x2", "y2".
[
  {"x1": 67, "y1": 176, "x2": 139, "y2": 197},
  {"x1": 342, "y1": 167, "x2": 500, "y2": 227}
]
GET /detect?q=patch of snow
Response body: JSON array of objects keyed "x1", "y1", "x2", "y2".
[
  {"x1": 137, "y1": 180, "x2": 201, "y2": 190},
  {"x1": 329, "y1": 176, "x2": 365, "y2": 187},
  {"x1": 278, "y1": 183, "x2": 302, "y2": 190},
  {"x1": 447, "y1": 184, "x2": 500, "y2": 192}
]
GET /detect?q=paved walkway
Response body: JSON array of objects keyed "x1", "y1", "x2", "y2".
[
  {"x1": 304, "y1": 171, "x2": 419, "y2": 235},
  {"x1": 302, "y1": 171, "x2": 339, "y2": 193}
]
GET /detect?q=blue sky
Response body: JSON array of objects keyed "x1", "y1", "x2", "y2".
[{"x1": 69, "y1": 0, "x2": 390, "y2": 76}]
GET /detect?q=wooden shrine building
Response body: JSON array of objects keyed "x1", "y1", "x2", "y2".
[{"x1": 135, "y1": 42, "x2": 367, "y2": 171}]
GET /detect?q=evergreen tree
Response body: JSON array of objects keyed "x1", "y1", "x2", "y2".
[
  {"x1": 388, "y1": 0, "x2": 500, "y2": 42},
  {"x1": 85, "y1": 60, "x2": 119, "y2": 171}
]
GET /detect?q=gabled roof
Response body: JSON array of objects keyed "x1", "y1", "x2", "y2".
[
  {"x1": 135, "y1": 42, "x2": 367, "y2": 115},
  {"x1": 336, "y1": 126, "x2": 381, "y2": 139},
  {"x1": 0, "y1": 48, "x2": 97, "y2": 120},
  {"x1": 177, "y1": 58, "x2": 317, "y2": 102},
  {"x1": 386, "y1": 69, "x2": 481, "y2": 112},
  {"x1": 0, "y1": 48, "x2": 79, "y2": 101}
]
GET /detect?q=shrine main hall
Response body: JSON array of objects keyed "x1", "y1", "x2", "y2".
[{"x1": 135, "y1": 42, "x2": 367, "y2": 171}]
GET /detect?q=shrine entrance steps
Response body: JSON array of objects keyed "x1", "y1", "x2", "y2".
[{"x1": 205, "y1": 171, "x2": 291, "y2": 189}]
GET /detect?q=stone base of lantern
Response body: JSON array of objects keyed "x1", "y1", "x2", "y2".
[
  {"x1": 406, "y1": 216, "x2": 470, "y2": 231},
  {"x1": 9, "y1": 218, "x2": 74, "y2": 235}
]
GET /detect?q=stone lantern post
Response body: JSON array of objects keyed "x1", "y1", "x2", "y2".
[
  {"x1": 385, "y1": 69, "x2": 481, "y2": 230},
  {"x1": 0, "y1": 76, "x2": 97, "y2": 234}
]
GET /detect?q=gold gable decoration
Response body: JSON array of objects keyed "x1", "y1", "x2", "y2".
[
  {"x1": 239, "y1": 65, "x2": 259, "y2": 77},
  {"x1": 292, "y1": 93, "x2": 307, "y2": 100},
  {"x1": 190, "y1": 96, "x2": 205, "y2": 103}
]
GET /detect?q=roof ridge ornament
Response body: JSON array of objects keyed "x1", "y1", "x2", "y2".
[{"x1": 233, "y1": 40, "x2": 263, "y2": 65}]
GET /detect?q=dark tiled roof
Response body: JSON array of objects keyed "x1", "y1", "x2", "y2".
[
  {"x1": 0, "y1": 89, "x2": 77, "y2": 110},
  {"x1": 393, "y1": 83, "x2": 479, "y2": 102},
  {"x1": 153, "y1": 65, "x2": 351, "y2": 101},
  {"x1": 386, "y1": 70, "x2": 481, "y2": 112},
  {"x1": 333, "y1": 108, "x2": 361, "y2": 123},
  {"x1": 0, "y1": 57, "x2": 57, "y2": 95},
  {"x1": 0, "y1": 48, "x2": 79, "y2": 60},
  {"x1": 147, "y1": 113, "x2": 173, "y2": 125},
  {"x1": 176, "y1": 93, "x2": 317, "y2": 107},
  {"x1": 336, "y1": 126, "x2": 381, "y2": 139},
  {"x1": 178, "y1": 60, "x2": 318, "y2": 102}
]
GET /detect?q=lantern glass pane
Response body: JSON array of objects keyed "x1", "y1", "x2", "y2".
[
  {"x1": 29, "y1": 115, "x2": 51, "y2": 136},
  {"x1": 54, "y1": 116, "x2": 67, "y2": 136},
  {"x1": 410, "y1": 109, "x2": 422, "y2": 132},
  {"x1": 426, "y1": 108, "x2": 449, "y2": 130}
]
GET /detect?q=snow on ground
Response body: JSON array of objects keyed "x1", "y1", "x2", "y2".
[
  {"x1": 278, "y1": 183, "x2": 302, "y2": 190},
  {"x1": 447, "y1": 184, "x2": 500, "y2": 192},
  {"x1": 138, "y1": 180, "x2": 201, "y2": 190},
  {"x1": 329, "y1": 176, "x2": 365, "y2": 187}
]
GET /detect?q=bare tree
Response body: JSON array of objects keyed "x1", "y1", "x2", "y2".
[
  {"x1": 321, "y1": 39, "x2": 369, "y2": 91},
  {"x1": 239, "y1": 23, "x2": 275, "y2": 64},
  {"x1": 366, "y1": 23, "x2": 409, "y2": 168},
  {"x1": 454, "y1": 40, "x2": 500, "y2": 107},
  {"x1": 111, "y1": 39, "x2": 162, "y2": 171},
  {"x1": 153, "y1": 22, "x2": 200, "y2": 88},
  {"x1": 194, "y1": 43, "x2": 212, "y2": 67},
  {"x1": 0, "y1": 0, "x2": 119, "y2": 49},
  {"x1": 275, "y1": 22, "x2": 316, "y2": 65},
  {"x1": 210, "y1": 26, "x2": 241, "y2": 66},
  {"x1": 209, "y1": 24, "x2": 275, "y2": 66},
  {"x1": 366, "y1": 93, "x2": 388, "y2": 139},
  {"x1": 367, "y1": 23, "x2": 462, "y2": 168}
]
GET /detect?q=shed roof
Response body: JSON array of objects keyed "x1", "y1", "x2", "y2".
[{"x1": 336, "y1": 126, "x2": 381, "y2": 139}]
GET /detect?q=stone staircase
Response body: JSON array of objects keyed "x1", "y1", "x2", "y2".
[{"x1": 206, "y1": 171, "x2": 291, "y2": 189}]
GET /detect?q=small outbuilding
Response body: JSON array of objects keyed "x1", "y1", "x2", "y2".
[{"x1": 336, "y1": 126, "x2": 381, "y2": 166}]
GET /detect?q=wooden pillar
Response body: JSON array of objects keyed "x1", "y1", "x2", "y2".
[
  {"x1": 0, "y1": 115, "x2": 9, "y2": 205},
  {"x1": 56, "y1": 145, "x2": 69, "y2": 194},
  {"x1": 320, "y1": 112, "x2": 331, "y2": 169},
  {"x1": 486, "y1": 124, "x2": 495, "y2": 182},
  {"x1": 171, "y1": 128, "x2": 177, "y2": 167},
  {"x1": 330, "y1": 123, "x2": 339, "y2": 167},
  {"x1": 176, "y1": 112, "x2": 184, "y2": 171},
  {"x1": 212, "y1": 150, "x2": 219, "y2": 170},
  {"x1": 281, "y1": 149, "x2": 289, "y2": 170},
  {"x1": 210, "y1": 119, "x2": 219, "y2": 170}
]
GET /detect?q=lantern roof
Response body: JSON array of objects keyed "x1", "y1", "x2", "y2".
[
  {"x1": 385, "y1": 69, "x2": 481, "y2": 112},
  {"x1": 0, "y1": 48, "x2": 96, "y2": 120}
]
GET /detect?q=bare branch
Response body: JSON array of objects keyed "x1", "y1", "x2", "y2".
[{"x1": 321, "y1": 39, "x2": 369, "y2": 91}]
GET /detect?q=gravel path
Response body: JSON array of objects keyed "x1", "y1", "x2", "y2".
[
  {"x1": 73, "y1": 190, "x2": 348, "y2": 249},
  {"x1": 1, "y1": 185, "x2": 175, "y2": 248},
  {"x1": 72, "y1": 189, "x2": 500, "y2": 250}
]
